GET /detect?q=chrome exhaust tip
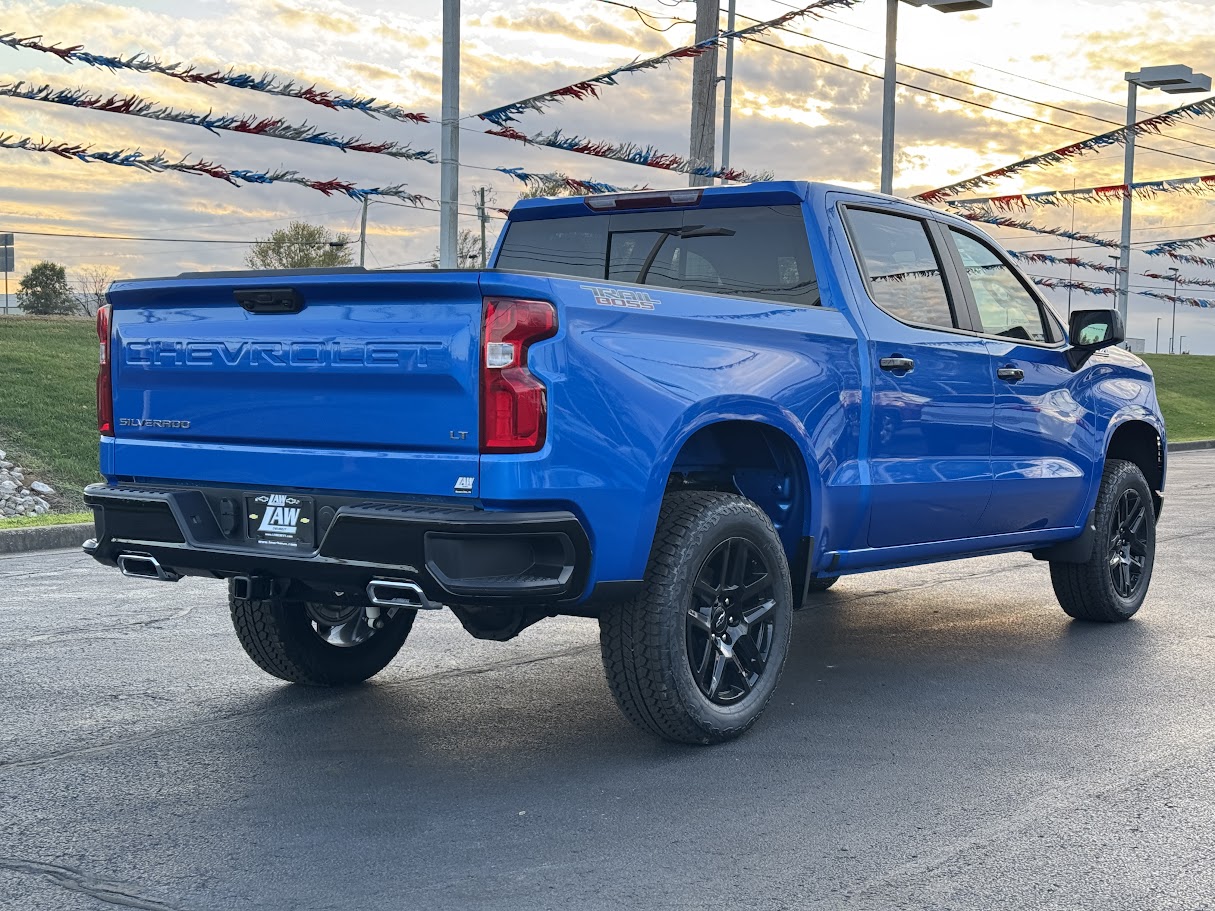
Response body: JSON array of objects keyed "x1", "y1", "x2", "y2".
[
  {"x1": 117, "y1": 553, "x2": 181, "y2": 583},
  {"x1": 365, "y1": 579, "x2": 439, "y2": 610}
]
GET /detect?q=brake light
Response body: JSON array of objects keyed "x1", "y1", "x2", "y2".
[
  {"x1": 585, "y1": 189, "x2": 703, "y2": 211},
  {"x1": 480, "y1": 298, "x2": 557, "y2": 453},
  {"x1": 96, "y1": 304, "x2": 113, "y2": 436}
]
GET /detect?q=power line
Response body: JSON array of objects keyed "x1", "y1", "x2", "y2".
[{"x1": 761, "y1": 0, "x2": 1215, "y2": 140}]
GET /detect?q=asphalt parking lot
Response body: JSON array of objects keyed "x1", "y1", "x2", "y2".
[{"x1": 1, "y1": 451, "x2": 1213, "y2": 911}]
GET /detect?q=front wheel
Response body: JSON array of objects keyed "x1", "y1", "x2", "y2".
[
  {"x1": 230, "y1": 591, "x2": 416, "y2": 685},
  {"x1": 1050, "y1": 459, "x2": 1156, "y2": 622},
  {"x1": 599, "y1": 491, "x2": 793, "y2": 744}
]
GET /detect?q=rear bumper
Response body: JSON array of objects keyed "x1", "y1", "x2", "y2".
[{"x1": 83, "y1": 483, "x2": 592, "y2": 607}]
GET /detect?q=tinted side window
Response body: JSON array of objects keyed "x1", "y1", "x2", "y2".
[
  {"x1": 494, "y1": 217, "x2": 608, "y2": 279},
  {"x1": 846, "y1": 209, "x2": 956, "y2": 330},
  {"x1": 950, "y1": 231, "x2": 1052, "y2": 342},
  {"x1": 494, "y1": 206, "x2": 819, "y2": 306}
]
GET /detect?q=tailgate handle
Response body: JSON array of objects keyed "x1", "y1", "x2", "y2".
[{"x1": 235, "y1": 288, "x2": 304, "y2": 314}]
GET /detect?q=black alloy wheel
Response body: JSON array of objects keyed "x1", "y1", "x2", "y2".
[
  {"x1": 1107, "y1": 488, "x2": 1149, "y2": 600},
  {"x1": 685, "y1": 538, "x2": 778, "y2": 706}
]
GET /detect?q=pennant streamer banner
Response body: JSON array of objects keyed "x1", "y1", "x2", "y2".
[
  {"x1": 487, "y1": 126, "x2": 770, "y2": 182},
  {"x1": 958, "y1": 213, "x2": 1215, "y2": 269},
  {"x1": 1034, "y1": 277, "x2": 1214, "y2": 308},
  {"x1": 0, "y1": 81, "x2": 436, "y2": 161},
  {"x1": 959, "y1": 213, "x2": 1121, "y2": 250},
  {"x1": 1146, "y1": 232, "x2": 1215, "y2": 255},
  {"x1": 476, "y1": 0, "x2": 860, "y2": 126},
  {"x1": 1142, "y1": 289, "x2": 1215, "y2": 308},
  {"x1": 915, "y1": 95, "x2": 1215, "y2": 204},
  {"x1": 1010, "y1": 250, "x2": 1215, "y2": 289},
  {"x1": 1141, "y1": 270, "x2": 1215, "y2": 289},
  {"x1": 1009, "y1": 251, "x2": 1120, "y2": 275},
  {"x1": 493, "y1": 167, "x2": 632, "y2": 194},
  {"x1": 945, "y1": 173, "x2": 1215, "y2": 214},
  {"x1": 1032, "y1": 277, "x2": 1116, "y2": 297},
  {"x1": 0, "y1": 134, "x2": 432, "y2": 204},
  {"x1": 0, "y1": 32, "x2": 430, "y2": 124}
]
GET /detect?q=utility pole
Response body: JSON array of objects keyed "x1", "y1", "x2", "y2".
[
  {"x1": 475, "y1": 187, "x2": 489, "y2": 268},
  {"x1": 439, "y1": 0, "x2": 460, "y2": 268},
  {"x1": 687, "y1": 0, "x2": 719, "y2": 187},
  {"x1": 719, "y1": 0, "x2": 737, "y2": 185},
  {"x1": 358, "y1": 197, "x2": 369, "y2": 268},
  {"x1": 0, "y1": 235, "x2": 12, "y2": 315}
]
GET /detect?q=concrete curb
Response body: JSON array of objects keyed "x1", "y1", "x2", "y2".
[
  {"x1": 1169, "y1": 440, "x2": 1215, "y2": 452},
  {"x1": 0, "y1": 522, "x2": 92, "y2": 555}
]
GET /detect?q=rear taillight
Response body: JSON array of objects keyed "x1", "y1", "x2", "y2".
[
  {"x1": 96, "y1": 304, "x2": 113, "y2": 436},
  {"x1": 480, "y1": 298, "x2": 557, "y2": 453}
]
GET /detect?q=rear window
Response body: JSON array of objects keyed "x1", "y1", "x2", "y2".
[{"x1": 495, "y1": 205, "x2": 819, "y2": 306}]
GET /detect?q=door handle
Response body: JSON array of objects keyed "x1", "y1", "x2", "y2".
[
  {"x1": 997, "y1": 366, "x2": 1025, "y2": 383},
  {"x1": 879, "y1": 357, "x2": 915, "y2": 373}
]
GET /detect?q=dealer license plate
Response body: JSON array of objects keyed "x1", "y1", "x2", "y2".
[{"x1": 246, "y1": 493, "x2": 315, "y2": 547}]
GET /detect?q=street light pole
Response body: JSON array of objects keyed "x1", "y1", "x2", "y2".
[
  {"x1": 879, "y1": 0, "x2": 992, "y2": 195},
  {"x1": 1155, "y1": 317, "x2": 1161, "y2": 354},
  {"x1": 1168, "y1": 266, "x2": 1180, "y2": 354},
  {"x1": 439, "y1": 0, "x2": 460, "y2": 269},
  {"x1": 719, "y1": 0, "x2": 737, "y2": 185},
  {"x1": 880, "y1": 0, "x2": 899, "y2": 195},
  {"x1": 358, "y1": 197, "x2": 369, "y2": 268},
  {"x1": 1117, "y1": 65, "x2": 1211, "y2": 326}
]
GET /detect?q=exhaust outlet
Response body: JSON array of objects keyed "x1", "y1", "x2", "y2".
[
  {"x1": 366, "y1": 579, "x2": 440, "y2": 610},
  {"x1": 117, "y1": 553, "x2": 181, "y2": 583}
]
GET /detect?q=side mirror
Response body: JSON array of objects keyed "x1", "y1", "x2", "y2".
[{"x1": 1067, "y1": 309, "x2": 1125, "y2": 369}]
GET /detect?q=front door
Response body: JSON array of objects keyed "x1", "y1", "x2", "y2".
[
  {"x1": 843, "y1": 207, "x2": 995, "y2": 548},
  {"x1": 944, "y1": 229, "x2": 1094, "y2": 535}
]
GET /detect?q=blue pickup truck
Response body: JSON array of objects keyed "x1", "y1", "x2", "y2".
[{"x1": 84, "y1": 181, "x2": 1165, "y2": 743}]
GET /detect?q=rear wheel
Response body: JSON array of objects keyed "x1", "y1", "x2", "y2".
[
  {"x1": 599, "y1": 491, "x2": 793, "y2": 744},
  {"x1": 1050, "y1": 459, "x2": 1156, "y2": 623},
  {"x1": 230, "y1": 591, "x2": 415, "y2": 685}
]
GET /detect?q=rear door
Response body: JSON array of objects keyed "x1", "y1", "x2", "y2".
[
  {"x1": 942, "y1": 228, "x2": 1093, "y2": 534},
  {"x1": 842, "y1": 206, "x2": 995, "y2": 548}
]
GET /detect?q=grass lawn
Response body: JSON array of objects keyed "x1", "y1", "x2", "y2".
[
  {"x1": 0, "y1": 511, "x2": 93, "y2": 530},
  {"x1": 0, "y1": 317, "x2": 1211, "y2": 514},
  {"x1": 0, "y1": 316, "x2": 99, "y2": 509},
  {"x1": 1142, "y1": 355, "x2": 1215, "y2": 443}
]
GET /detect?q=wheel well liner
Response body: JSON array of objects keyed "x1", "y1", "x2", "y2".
[
  {"x1": 1106, "y1": 420, "x2": 1164, "y2": 515},
  {"x1": 666, "y1": 420, "x2": 811, "y2": 562}
]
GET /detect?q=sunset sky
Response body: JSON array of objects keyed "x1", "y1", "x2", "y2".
[{"x1": 1, "y1": 0, "x2": 1215, "y2": 351}]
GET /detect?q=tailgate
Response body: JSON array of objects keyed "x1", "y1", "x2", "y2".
[{"x1": 106, "y1": 271, "x2": 483, "y2": 496}]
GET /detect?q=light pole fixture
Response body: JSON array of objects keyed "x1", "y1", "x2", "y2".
[
  {"x1": 1167, "y1": 265, "x2": 1181, "y2": 354},
  {"x1": 1116, "y1": 65, "x2": 1212, "y2": 324},
  {"x1": 880, "y1": 0, "x2": 993, "y2": 195}
]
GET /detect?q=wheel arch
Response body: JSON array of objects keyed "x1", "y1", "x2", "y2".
[
  {"x1": 1104, "y1": 417, "x2": 1165, "y2": 516},
  {"x1": 642, "y1": 404, "x2": 825, "y2": 590}
]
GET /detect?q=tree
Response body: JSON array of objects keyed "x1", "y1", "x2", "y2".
[
  {"x1": 17, "y1": 261, "x2": 77, "y2": 315},
  {"x1": 428, "y1": 229, "x2": 483, "y2": 269},
  {"x1": 74, "y1": 264, "x2": 119, "y2": 317},
  {"x1": 245, "y1": 222, "x2": 354, "y2": 270}
]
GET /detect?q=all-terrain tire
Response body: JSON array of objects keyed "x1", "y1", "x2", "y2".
[
  {"x1": 599, "y1": 491, "x2": 793, "y2": 744},
  {"x1": 229, "y1": 594, "x2": 415, "y2": 685},
  {"x1": 1050, "y1": 459, "x2": 1156, "y2": 623}
]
